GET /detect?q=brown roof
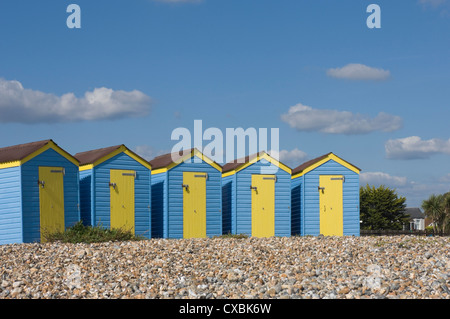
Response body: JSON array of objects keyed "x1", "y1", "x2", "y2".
[
  {"x1": 222, "y1": 151, "x2": 265, "y2": 173},
  {"x1": 0, "y1": 139, "x2": 53, "y2": 164},
  {"x1": 149, "y1": 148, "x2": 195, "y2": 170},
  {"x1": 291, "y1": 153, "x2": 332, "y2": 175},
  {"x1": 291, "y1": 152, "x2": 361, "y2": 175},
  {"x1": 74, "y1": 145, "x2": 123, "y2": 166},
  {"x1": 149, "y1": 148, "x2": 224, "y2": 171}
]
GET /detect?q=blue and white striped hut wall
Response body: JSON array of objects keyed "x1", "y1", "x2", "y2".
[
  {"x1": 222, "y1": 151, "x2": 292, "y2": 238},
  {"x1": 0, "y1": 140, "x2": 80, "y2": 244},
  {"x1": 74, "y1": 145, "x2": 152, "y2": 239},
  {"x1": 149, "y1": 148, "x2": 222, "y2": 239},
  {"x1": 291, "y1": 152, "x2": 361, "y2": 237}
]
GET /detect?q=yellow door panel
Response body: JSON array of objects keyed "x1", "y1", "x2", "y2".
[
  {"x1": 110, "y1": 170, "x2": 135, "y2": 233},
  {"x1": 251, "y1": 175, "x2": 275, "y2": 237},
  {"x1": 183, "y1": 172, "x2": 207, "y2": 238},
  {"x1": 319, "y1": 175, "x2": 344, "y2": 236},
  {"x1": 39, "y1": 167, "x2": 65, "y2": 242}
]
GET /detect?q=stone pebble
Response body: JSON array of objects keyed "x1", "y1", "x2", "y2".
[{"x1": 0, "y1": 235, "x2": 449, "y2": 299}]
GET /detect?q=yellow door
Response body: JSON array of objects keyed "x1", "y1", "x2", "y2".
[
  {"x1": 251, "y1": 175, "x2": 275, "y2": 237},
  {"x1": 319, "y1": 175, "x2": 344, "y2": 236},
  {"x1": 39, "y1": 167, "x2": 65, "y2": 242},
  {"x1": 110, "y1": 169, "x2": 135, "y2": 233},
  {"x1": 183, "y1": 172, "x2": 207, "y2": 238}
]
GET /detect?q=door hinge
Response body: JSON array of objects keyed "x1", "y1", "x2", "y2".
[
  {"x1": 50, "y1": 168, "x2": 65, "y2": 175},
  {"x1": 122, "y1": 171, "x2": 136, "y2": 179}
]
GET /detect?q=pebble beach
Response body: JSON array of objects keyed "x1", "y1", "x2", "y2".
[{"x1": 0, "y1": 235, "x2": 449, "y2": 299}]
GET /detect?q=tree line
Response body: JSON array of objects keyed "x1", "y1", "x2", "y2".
[
  {"x1": 360, "y1": 185, "x2": 450, "y2": 234},
  {"x1": 421, "y1": 192, "x2": 450, "y2": 234}
]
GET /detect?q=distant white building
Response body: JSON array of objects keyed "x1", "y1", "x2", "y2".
[{"x1": 403, "y1": 207, "x2": 425, "y2": 231}]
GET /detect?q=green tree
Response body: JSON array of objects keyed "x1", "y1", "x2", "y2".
[
  {"x1": 444, "y1": 194, "x2": 450, "y2": 233},
  {"x1": 422, "y1": 193, "x2": 450, "y2": 234},
  {"x1": 360, "y1": 184, "x2": 408, "y2": 230}
]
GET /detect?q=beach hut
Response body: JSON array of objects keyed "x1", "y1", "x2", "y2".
[
  {"x1": 149, "y1": 148, "x2": 222, "y2": 239},
  {"x1": 222, "y1": 151, "x2": 292, "y2": 238},
  {"x1": 291, "y1": 152, "x2": 361, "y2": 237},
  {"x1": 74, "y1": 145, "x2": 152, "y2": 238},
  {"x1": 0, "y1": 140, "x2": 80, "y2": 244}
]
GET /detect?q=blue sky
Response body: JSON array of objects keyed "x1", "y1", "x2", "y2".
[{"x1": 0, "y1": 0, "x2": 449, "y2": 207}]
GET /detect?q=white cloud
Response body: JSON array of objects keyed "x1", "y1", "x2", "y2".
[
  {"x1": 327, "y1": 63, "x2": 391, "y2": 81},
  {"x1": 385, "y1": 136, "x2": 450, "y2": 159},
  {"x1": 362, "y1": 170, "x2": 450, "y2": 207},
  {"x1": 360, "y1": 172, "x2": 408, "y2": 188},
  {"x1": 397, "y1": 180, "x2": 450, "y2": 208},
  {"x1": 269, "y1": 148, "x2": 308, "y2": 168},
  {"x1": 0, "y1": 78, "x2": 152, "y2": 123},
  {"x1": 281, "y1": 103, "x2": 402, "y2": 135}
]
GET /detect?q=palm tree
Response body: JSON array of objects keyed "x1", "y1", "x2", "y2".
[
  {"x1": 422, "y1": 194, "x2": 444, "y2": 234},
  {"x1": 442, "y1": 193, "x2": 450, "y2": 233}
]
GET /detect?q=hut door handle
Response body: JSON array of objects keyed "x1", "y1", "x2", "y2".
[
  {"x1": 182, "y1": 184, "x2": 189, "y2": 191},
  {"x1": 109, "y1": 182, "x2": 116, "y2": 189},
  {"x1": 38, "y1": 180, "x2": 45, "y2": 188},
  {"x1": 318, "y1": 187, "x2": 325, "y2": 193},
  {"x1": 250, "y1": 186, "x2": 257, "y2": 191}
]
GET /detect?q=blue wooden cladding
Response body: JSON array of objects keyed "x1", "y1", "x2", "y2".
[
  {"x1": 74, "y1": 145, "x2": 152, "y2": 239},
  {"x1": 0, "y1": 140, "x2": 362, "y2": 245},
  {"x1": 0, "y1": 166, "x2": 22, "y2": 244},
  {"x1": 291, "y1": 153, "x2": 361, "y2": 236},
  {"x1": 149, "y1": 148, "x2": 223, "y2": 239},
  {"x1": 222, "y1": 152, "x2": 292, "y2": 237},
  {"x1": 0, "y1": 140, "x2": 80, "y2": 245}
]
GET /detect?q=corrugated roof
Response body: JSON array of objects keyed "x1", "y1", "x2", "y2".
[
  {"x1": 149, "y1": 148, "x2": 195, "y2": 170},
  {"x1": 74, "y1": 145, "x2": 123, "y2": 166},
  {"x1": 0, "y1": 139, "x2": 53, "y2": 164}
]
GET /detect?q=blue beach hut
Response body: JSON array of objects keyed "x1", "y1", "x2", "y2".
[
  {"x1": 149, "y1": 148, "x2": 222, "y2": 239},
  {"x1": 291, "y1": 152, "x2": 361, "y2": 236},
  {"x1": 221, "y1": 151, "x2": 292, "y2": 238},
  {"x1": 0, "y1": 140, "x2": 80, "y2": 244},
  {"x1": 74, "y1": 145, "x2": 152, "y2": 238}
]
